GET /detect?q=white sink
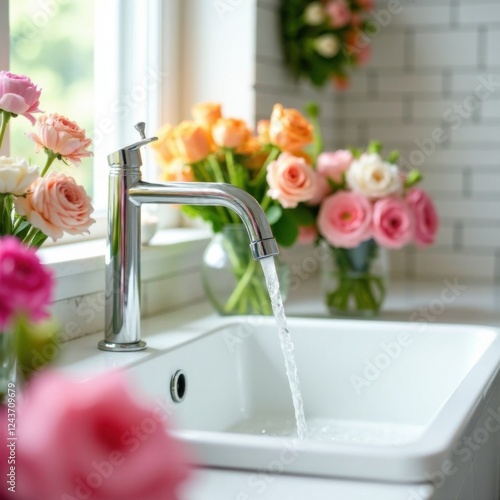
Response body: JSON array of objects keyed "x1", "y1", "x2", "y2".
[{"x1": 125, "y1": 317, "x2": 500, "y2": 484}]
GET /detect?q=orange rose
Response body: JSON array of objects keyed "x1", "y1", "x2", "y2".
[
  {"x1": 257, "y1": 119, "x2": 271, "y2": 144},
  {"x1": 237, "y1": 136, "x2": 268, "y2": 171},
  {"x1": 170, "y1": 121, "x2": 211, "y2": 164},
  {"x1": 151, "y1": 123, "x2": 175, "y2": 168},
  {"x1": 191, "y1": 102, "x2": 222, "y2": 129},
  {"x1": 269, "y1": 104, "x2": 313, "y2": 153},
  {"x1": 212, "y1": 118, "x2": 250, "y2": 149}
]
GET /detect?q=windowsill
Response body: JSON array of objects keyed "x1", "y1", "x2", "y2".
[{"x1": 39, "y1": 228, "x2": 213, "y2": 301}]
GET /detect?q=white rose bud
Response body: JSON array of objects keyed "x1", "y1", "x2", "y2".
[
  {"x1": 0, "y1": 156, "x2": 39, "y2": 196},
  {"x1": 304, "y1": 2, "x2": 325, "y2": 26},
  {"x1": 314, "y1": 34, "x2": 340, "y2": 58},
  {"x1": 347, "y1": 153, "x2": 402, "y2": 198}
]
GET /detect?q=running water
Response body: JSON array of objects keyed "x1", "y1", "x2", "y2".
[{"x1": 260, "y1": 256, "x2": 308, "y2": 439}]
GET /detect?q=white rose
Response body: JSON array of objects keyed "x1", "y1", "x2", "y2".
[
  {"x1": 347, "y1": 153, "x2": 402, "y2": 198},
  {"x1": 0, "y1": 156, "x2": 40, "y2": 195},
  {"x1": 314, "y1": 34, "x2": 340, "y2": 58},
  {"x1": 304, "y1": 2, "x2": 325, "y2": 25}
]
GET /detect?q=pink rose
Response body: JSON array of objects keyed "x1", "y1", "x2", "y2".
[
  {"x1": 306, "y1": 173, "x2": 331, "y2": 206},
  {"x1": 297, "y1": 225, "x2": 318, "y2": 245},
  {"x1": 317, "y1": 150, "x2": 353, "y2": 183},
  {"x1": 15, "y1": 172, "x2": 95, "y2": 242},
  {"x1": 372, "y1": 197, "x2": 413, "y2": 249},
  {"x1": 0, "y1": 236, "x2": 54, "y2": 330},
  {"x1": 318, "y1": 191, "x2": 372, "y2": 248},
  {"x1": 0, "y1": 71, "x2": 42, "y2": 125},
  {"x1": 406, "y1": 188, "x2": 439, "y2": 248},
  {"x1": 325, "y1": 0, "x2": 351, "y2": 28},
  {"x1": 16, "y1": 371, "x2": 191, "y2": 500},
  {"x1": 27, "y1": 113, "x2": 93, "y2": 166},
  {"x1": 266, "y1": 152, "x2": 317, "y2": 208}
]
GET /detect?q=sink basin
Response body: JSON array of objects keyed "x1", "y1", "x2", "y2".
[{"x1": 125, "y1": 316, "x2": 500, "y2": 483}]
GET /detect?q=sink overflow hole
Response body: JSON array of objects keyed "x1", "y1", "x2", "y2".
[{"x1": 170, "y1": 370, "x2": 186, "y2": 403}]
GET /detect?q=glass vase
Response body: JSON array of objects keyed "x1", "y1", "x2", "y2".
[
  {"x1": 320, "y1": 238, "x2": 388, "y2": 318},
  {"x1": 0, "y1": 332, "x2": 16, "y2": 404},
  {"x1": 202, "y1": 224, "x2": 290, "y2": 315}
]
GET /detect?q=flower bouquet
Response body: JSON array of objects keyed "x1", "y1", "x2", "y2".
[
  {"x1": 309, "y1": 141, "x2": 439, "y2": 316},
  {"x1": 280, "y1": 0, "x2": 374, "y2": 89},
  {"x1": 0, "y1": 70, "x2": 95, "y2": 387},
  {"x1": 152, "y1": 102, "x2": 319, "y2": 315}
]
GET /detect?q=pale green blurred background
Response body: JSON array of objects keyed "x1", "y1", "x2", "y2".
[{"x1": 9, "y1": 0, "x2": 94, "y2": 197}]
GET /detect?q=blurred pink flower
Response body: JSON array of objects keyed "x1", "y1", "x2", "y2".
[
  {"x1": 325, "y1": 0, "x2": 351, "y2": 28},
  {"x1": 297, "y1": 225, "x2": 318, "y2": 245},
  {"x1": 14, "y1": 172, "x2": 95, "y2": 242},
  {"x1": 266, "y1": 152, "x2": 317, "y2": 208},
  {"x1": 0, "y1": 236, "x2": 53, "y2": 330},
  {"x1": 372, "y1": 197, "x2": 413, "y2": 249},
  {"x1": 306, "y1": 173, "x2": 331, "y2": 206},
  {"x1": 317, "y1": 150, "x2": 354, "y2": 183},
  {"x1": 16, "y1": 371, "x2": 191, "y2": 500},
  {"x1": 27, "y1": 113, "x2": 92, "y2": 166},
  {"x1": 318, "y1": 191, "x2": 372, "y2": 248},
  {"x1": 406, "y1": 188, "x2": 439, "y2": 248},
  {"x1": 0, "y1": 71, "x2": 42, "y2": 125}
]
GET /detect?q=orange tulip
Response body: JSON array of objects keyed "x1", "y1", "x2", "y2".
[
  {"x1": 151, "y1": 123, "x2": 175, "y2": 167},
  {"x1": 269, "y1": 103, "x2": 313, "y2": 153},
  {"x1": 257, "y1": 119, "x2": 271, "y2": 144},
  {"x1": 159, "y1": 159, "x2": 194, "y2": 182},
  {"x1": 191, "y1": 102, "x2": 222, "y2": 129},
  {"x1": 212, "y1": 118, "x2": 250, "y2": 149},
  {"x1": 170, "y1": 121, "x2": 211, "y2": 164}
]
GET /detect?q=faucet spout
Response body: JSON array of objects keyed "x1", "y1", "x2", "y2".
[
  {"x1": 130, "y1": 181, "x2": 278, "y2": 259},
  {"x1": 100, "y1": 155, "x2": 279, "y2": 352}
]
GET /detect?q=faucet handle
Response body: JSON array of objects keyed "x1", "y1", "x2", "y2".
[
  {"x1": 108, "y1": 122, "x2": 158, "y2": 167},
  {"x1": 135, "y1": 122, "x2": 147, "y2": 139}
]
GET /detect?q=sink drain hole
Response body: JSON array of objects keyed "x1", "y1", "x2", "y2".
[{"x1": 170, "y1": 370, "x2": 187, "y2": 403}]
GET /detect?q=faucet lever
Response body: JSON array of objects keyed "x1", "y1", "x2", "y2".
[
  {"x1": 107, "y1": 122, "x2": 158, "y2": 167},
  {"x1": 135, "y1": 121, "x2": 146, "y2": 139}
]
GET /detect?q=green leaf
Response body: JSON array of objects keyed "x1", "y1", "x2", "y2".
[
  {"x1": 287, "y1": 204, "x2": 316, "y2": 226},
  {"x1": 386, "y1": 150, "x2": 400, "y2": 164},
  {"x1": 265, "y1": 205, "x2": 283, "y2": 225},
  {"x1": 271, "y1": 210, "x2": 299, "y2": 247},
  {"x1": 367, "y1": 140, "x2": 383, "y2": 154},
  {"x1": 404, "y1": 169, "x2": 424, "y2": 189}
]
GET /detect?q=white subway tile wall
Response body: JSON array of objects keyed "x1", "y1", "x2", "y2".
[{"x1": 255, "y1": 0, "x2": 500, "y2": 282}]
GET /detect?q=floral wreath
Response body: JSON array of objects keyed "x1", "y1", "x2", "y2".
[{"x1": 280, "y1": 0, "x2": 374, "y2": 89}]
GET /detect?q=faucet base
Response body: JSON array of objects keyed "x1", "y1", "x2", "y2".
[{"x1": 97, "y1": 340, "x2": 147, "y2": 352}]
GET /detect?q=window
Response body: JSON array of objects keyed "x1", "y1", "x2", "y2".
[{"x1": 3, "y1": 0, "x2": 178, "y2": 228}]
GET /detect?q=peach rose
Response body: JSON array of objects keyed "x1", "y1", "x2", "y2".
[
  {"x1": 159, "y1": 159, "x2": 194, "y2": 182},
  {"x1": 266, "y1": 152, "x2": 317, "y2": 208},
  {"x1": 191, "y1": 102, "x2": 222, "y2": 129},
  {"x1": 269, "y1": 104, "x2": 313, "y2": 153},
  {"x1": 14, "y1": 172, "x2": 95, "y2": 242},
  {"x1": 27, "y1": 113, "x2": 93, "y2": 166},
  {"x1": 212, "y1": 118, "x2": 250, "y2": 149},
  {"x1": 16, "y1": 371, "x2": 191, "y2": 500},
  {"x1": 169, "y1": 121, "x2": 211, "y2": 164}
]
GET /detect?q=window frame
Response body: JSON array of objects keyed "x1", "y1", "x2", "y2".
[{"x1": 2, "y1": 0, "x2": 181, "y2": 245}]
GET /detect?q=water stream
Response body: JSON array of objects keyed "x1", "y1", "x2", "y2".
[{"x1": 260, "y1": 256, "x2": 308, "y2": 439}]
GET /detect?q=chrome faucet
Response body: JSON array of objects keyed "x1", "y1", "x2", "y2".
[{"x1": 99, "y1": 122, "x2": 279, "y2": 352}]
